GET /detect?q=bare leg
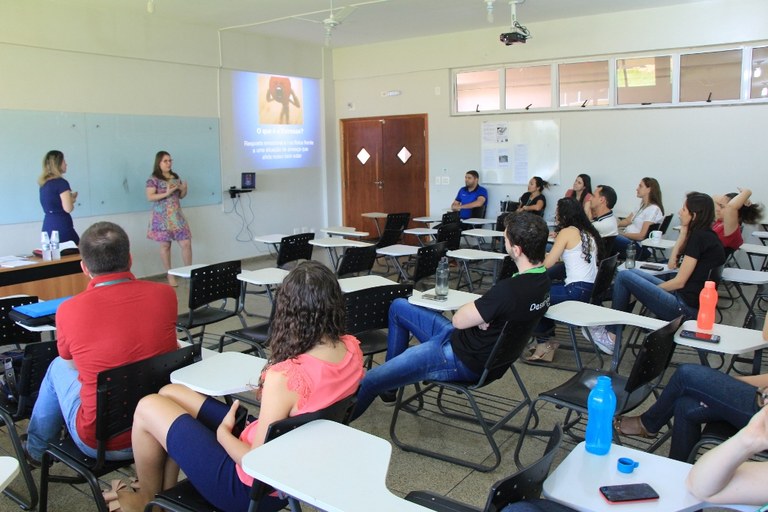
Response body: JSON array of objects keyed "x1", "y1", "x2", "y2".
[
  {"x1": 178, "y1": 239, "x2": 192, "y2": 266},
  {"x1": 118, "y1": 394, "x2": 189, "y2": 512},
  {"x1": 159, "y1": 242, "x2": 176, "y2": 286}
]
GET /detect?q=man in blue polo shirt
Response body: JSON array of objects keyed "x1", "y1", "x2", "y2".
[{"x1": 451, "y1": 169, "x2": 488, "y2": 220}]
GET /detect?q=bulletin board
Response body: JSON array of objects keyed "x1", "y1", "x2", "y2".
[{"x1": 480, "y1": 119, "x2": 560, "y2": 185}]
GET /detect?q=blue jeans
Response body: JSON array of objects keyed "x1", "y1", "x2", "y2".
[
  {"x1": 501, "y1": 500, "x2": 577, "y2": 512},
  {"x1": 639, "y1": 364, "x2": 759, "y2": 461},
  {"x1": 26, "y1": 357, "x2": 133, "y2": 461},
  {"x1": 534, "y1": 281, "x2": 593, "y2": 340},
  {"x1": 609, "y1": 269, "x2": 695, "y2": 335},
  {"x1": 352, "y1": 298, "x2": 479, "y2": 420}
]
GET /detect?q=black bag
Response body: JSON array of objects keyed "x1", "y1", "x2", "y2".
[{"x1": 0, "y1": 349, "x2": 24, "y2": 404}]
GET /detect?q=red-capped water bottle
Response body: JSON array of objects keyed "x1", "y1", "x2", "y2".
[{"x1": 696, "y1": 280, "x2": 717, "y2": 331}]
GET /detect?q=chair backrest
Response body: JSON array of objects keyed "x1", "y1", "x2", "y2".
[
  {"x1": 15, "y1": 341, "x2": 58, "y2": 418},
  {"x1": 624, "y1": 316, "x2": 683, "y2": 396},
  {"x1": 188, "y1": 260, "x2": 242, "y2": 311},
  {"x1": 411, "y1": 242, "x2": 447, "y2": 285},
  {"x1": 484, "y1": 424, "x2": 563, "y2": 511},
  {"x1": 498, "y1": 256, "x2": 518, "y2": 281},
  {"x1": 708, "y1": 263, "x2": 725, "y2": 286},
  {"x1": 344, "y1": 284, "x2": 413, "y2": 334},
  {"x1": 436, "y1": 223, "x2": 462, "y2": 251},
  {"x1": 601, "y1": 236, "x2": 617, "y2": 257},
  {"x1": 659, "y1": 214, "x2": 673, "y2": 235},
  {"x1": 470, "y1": 202, "x2": 487, "y2": 219},
  {"x1": 376, "y1": 228, "x2": 405, "y2": 249},
  {"x1": 276, "y1": 233, "x2": 315, "y2": 268},
  {"x1": 336, "y1": 245, "x2": 377, "y2": 277},
  {"x1": 495, "y1": 212, "x2": 510, "y2": 232},
  {"x1": 589, "y1": 253, "x2": 619, "y2": 304},
  {"x1": 644, "y1": 222, "x2": 661, "y2": 239},
  {"x1": 94, "y1": 345, "x2": 196, "y2": 463},
  {"x1": 383, "y1": 212, "x2": 411, "y2": 232},
  {"x1": 0, "y1": 296, "x2": 42, "y2": 346},
  {"x1": 441, "y1": 211, "x2": 460, "y2": 225},
  {"x1": 478, "y1": 320, "x2": 540, "y2": 385}
]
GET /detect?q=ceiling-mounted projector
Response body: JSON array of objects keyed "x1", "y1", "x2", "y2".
[{"x1": 500, "y1": 31, "x2": 528, "y2": 45}]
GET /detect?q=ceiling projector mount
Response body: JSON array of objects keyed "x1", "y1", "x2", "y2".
[{"x1": 500, "y1": 0, "x2": 530, "y2": 45}]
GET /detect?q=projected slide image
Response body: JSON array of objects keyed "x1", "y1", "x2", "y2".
[
  {"x1": 260, "y1": 76, "x2": 303, "y2": 125},
  {"x1": 228, "y1": 70, "x2": 320, "y2": 170}
]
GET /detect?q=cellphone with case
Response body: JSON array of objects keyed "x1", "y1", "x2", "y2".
[
  {"x1": 599, "y1": 483, "x2": 659, "y2": 503},
  {"x1": 679, "y1": 330, "x2": 721, "y2": 343}
]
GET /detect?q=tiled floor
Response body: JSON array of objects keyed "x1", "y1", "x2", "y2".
[{"x1": 0, "y1": 254, "x2": 754, "y2": 511}]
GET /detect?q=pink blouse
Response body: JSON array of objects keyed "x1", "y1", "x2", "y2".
[
  {"x1": 235, "y1": 335, "x2": 364, "y2": 485},
  {"x1": 712, "y1": 220, "x2": 743, "y2": 251}
]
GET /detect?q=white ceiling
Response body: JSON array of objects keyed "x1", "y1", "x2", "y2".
[{"x1": 62, "y1": 0, "x2": 711, "y2": 48}]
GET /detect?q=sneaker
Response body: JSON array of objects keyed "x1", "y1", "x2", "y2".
[
  {"x1": 582, "y1": 326, "x2": 615, "y2": 355},
  {"x1": 379, "y1": 390, "x2": 397, "y2": 406}
]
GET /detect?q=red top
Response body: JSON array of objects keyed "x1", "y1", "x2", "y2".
[
  {"x1": 56, "y1": 271, "x2": 178, "y2": 450},
  {"x1": 712, "y1": 220, "x2": 743, "y2": 251}
]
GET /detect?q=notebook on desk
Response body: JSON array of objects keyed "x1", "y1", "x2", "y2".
[{"x1": 9, "y1": 296, "x2": 71, "y2": 327}]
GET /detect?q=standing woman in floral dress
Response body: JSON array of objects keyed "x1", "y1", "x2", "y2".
[{"x1": 146, "y1": 151, "x2": 191, "y2": 287}]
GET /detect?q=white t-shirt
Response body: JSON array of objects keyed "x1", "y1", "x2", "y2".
[
  {"x1": 592, "y1": 211, "x2": 619, "y2": 237},
  {"x1": 625, "y1": 204, "x2": 663, "y2": 234}
]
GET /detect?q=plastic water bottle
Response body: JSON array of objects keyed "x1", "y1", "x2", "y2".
[
  {"x1": 50, "y1": 230, "x2": 61, "y2": 260},
  {"x1": 625, "y1": 244, "x2": 636, "y2": 269},
  {"x1": 697, "y1": 280, "x2": 718, "y2": 330},
  {"x1": 435, "y1": 257, "x2": 449, "y2": 298},
  {"x1": 40, "y1": 231, "x2": 52, "y2": 261},
  {"x1": 585, "y1": 376, "x2": 616, "y2": 455}
]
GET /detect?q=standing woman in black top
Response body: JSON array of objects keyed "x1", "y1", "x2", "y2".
[{"x1": 518, "y1": 176, "x2": 549, "y2": 217}]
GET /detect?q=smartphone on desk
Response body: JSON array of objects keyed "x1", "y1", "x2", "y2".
[
  {"x1": 639, "y1": 263, "x2": 665, "y2": 271},
  {"x1": 600, "y1": 483, "x2": 659, "y2": 503},
  {"x1": 679, "y1": 330, "x2": 721, "y2": 343},
  {"x1": 421, "y1": 293, "x2": 448, "y2": 302}
]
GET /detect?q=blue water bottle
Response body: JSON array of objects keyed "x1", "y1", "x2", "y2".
[{"x1": 585, "y1": 375, "x2": 617, "y2": 455}]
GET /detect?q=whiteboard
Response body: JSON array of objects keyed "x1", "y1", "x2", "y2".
[
  {"x1": 0, "y1": 110, "x2": 222, "y2": 225},
  {"x1": 480, "y1": 119, "x2": 560, "y2": 185}
]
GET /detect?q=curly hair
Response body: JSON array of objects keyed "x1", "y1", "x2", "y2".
[
  {"x1": 258, "y1": 261, "x2": 346, "y2": 389},
  {"x1": 504, "y1": 211, "x2": 548, "y2": 264},
  {"x1": 555, "y1": 197, "x2": 602, "y2": 263},
  {"x1": 724, "y1": 192, "x2": 764, "y2": 225}
]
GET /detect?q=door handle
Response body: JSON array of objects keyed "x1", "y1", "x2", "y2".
[{"x1": 373, "y1": 180, "x2": 384, "y2": 189}]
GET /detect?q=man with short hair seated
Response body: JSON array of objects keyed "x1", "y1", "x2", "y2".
[
  {"x1": 25, "y1": 221, "x2": 178, "y2": 465},
  {"x1": 451, "y1": 169, "x2": 488, "y2": 221},
  {"x1": 352, "y1": 212, "x2": 551, "y2": 419},
  {"x1": 590, "y1": 184, "x2": 619, "y2": 237}
]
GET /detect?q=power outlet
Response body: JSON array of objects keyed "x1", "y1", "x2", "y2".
[{"x1": 441, "y1": 176, "x2": 450, "y2": 185}]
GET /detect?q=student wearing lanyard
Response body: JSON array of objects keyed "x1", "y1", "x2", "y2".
[{"x1": 352, "y1": 212, "x2": 551, "y2": 420}]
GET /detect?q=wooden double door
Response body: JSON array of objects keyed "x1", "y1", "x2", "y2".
[{"x1": 340, "y1": 114, "x2": 428, "y2": 232}]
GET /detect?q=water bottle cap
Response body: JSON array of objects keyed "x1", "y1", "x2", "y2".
[
  {"x1": 704, "y1": 281, "x2": 715, "y2": 288},
  {"x1": 617, "y1": 457, "x2": 639, "y2": 473}
]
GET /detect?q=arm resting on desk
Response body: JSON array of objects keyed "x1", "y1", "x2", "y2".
[
  {"x1": 452, "y1": 302, "x2": 488, "y2": 330},
  {"x1": 686, "y1": 406, "x2": 768, "y2": 505}
]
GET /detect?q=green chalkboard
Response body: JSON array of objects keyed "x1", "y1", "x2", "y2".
[{"x1": 0, "y1": 110, "x2": 222, "y2": 225}]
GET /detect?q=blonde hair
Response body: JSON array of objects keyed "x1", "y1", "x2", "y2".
[{"x1": 38, "y1": 150, "x2": 65, "y2": 186}]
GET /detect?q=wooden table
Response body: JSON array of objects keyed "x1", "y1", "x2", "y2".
[
  {"x1": 241, "y1": 420, "x2": 432, "y2": 512},
  {"x1": 0, "y1": 254, "x2": 88, "y2": 300}
]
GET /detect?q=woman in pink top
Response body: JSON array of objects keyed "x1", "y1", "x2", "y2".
[
  {"x1": 118, "y1": 261, "x2": 364, "y2": 512},
  {"x1": 711, "y1": 188, "x2": 763, "y2": 253},
  {"x1": 564, "y1": 173, "x2": 594, "y2": 220}
]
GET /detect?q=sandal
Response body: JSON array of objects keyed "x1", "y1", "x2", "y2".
[
  {"x1": 102, "y1": 479, "x2": 129, "y2": 511},
  {"x1": 525, "y1": 342, "x2": 559, "y2": 363},
  {"x1": 614, "y1": 416, "x2": 657, "y2": 439}
]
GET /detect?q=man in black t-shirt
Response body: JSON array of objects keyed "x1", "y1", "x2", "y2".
[{"x1": 352, "y1": 213, "x2": 551, "y2": 420}]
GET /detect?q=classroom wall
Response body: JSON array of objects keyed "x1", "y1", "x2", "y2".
[
  {"x1": 0, "y1": 2, "x2": 331, "y2": 277},
  {"x1": 332, "y1": 0, "x2": 768, "y2": 232}
]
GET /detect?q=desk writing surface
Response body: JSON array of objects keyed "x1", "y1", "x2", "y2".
[
  {"x1": 241, "y1": 420, "x2": 431, "y2": 512},
  {"x1": 170, "y1": 352, "x2": 267, "y2": 396},
  {"x1": 674, "y1": 320, "x2": 768, "y2": 355}
]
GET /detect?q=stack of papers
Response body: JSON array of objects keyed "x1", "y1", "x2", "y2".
[{"x1": 0, "y1": 256, "x2": 37, "y2": 268}]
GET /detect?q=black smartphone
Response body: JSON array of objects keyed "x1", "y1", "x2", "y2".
[
  {"x1": 639, "y1": 263, "x2": 664, "y2": 271},
  {"x1": 679, "y1": 330, "x2": 721, "y2": 343},
  {"x1": 599, "y1": 483, "x2": 659, "y2": 503}
]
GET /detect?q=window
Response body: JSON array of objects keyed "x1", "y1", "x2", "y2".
[
  {"x1": 680, "y1": 50, "x2": 741, "y2": 102},
  {"x1": 616, "y1": 56, "x2": 672, "y2": 105},
  {"x1": 558, "y1": 61, "x2": 609, "y2": 108},
  {"x1": 505, "y1": 65, "x2": 551, "y2": 109},
  {"x1": 456, "y1": 69, "x2": 500, "y2": 113},
  {"x1": 751, "y1": 46, "x2": 768, "y2": 99}
]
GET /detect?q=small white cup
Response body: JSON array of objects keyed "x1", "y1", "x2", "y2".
[{"x1": 649, "y1": 230, "x2": 662, "y2": 240}]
